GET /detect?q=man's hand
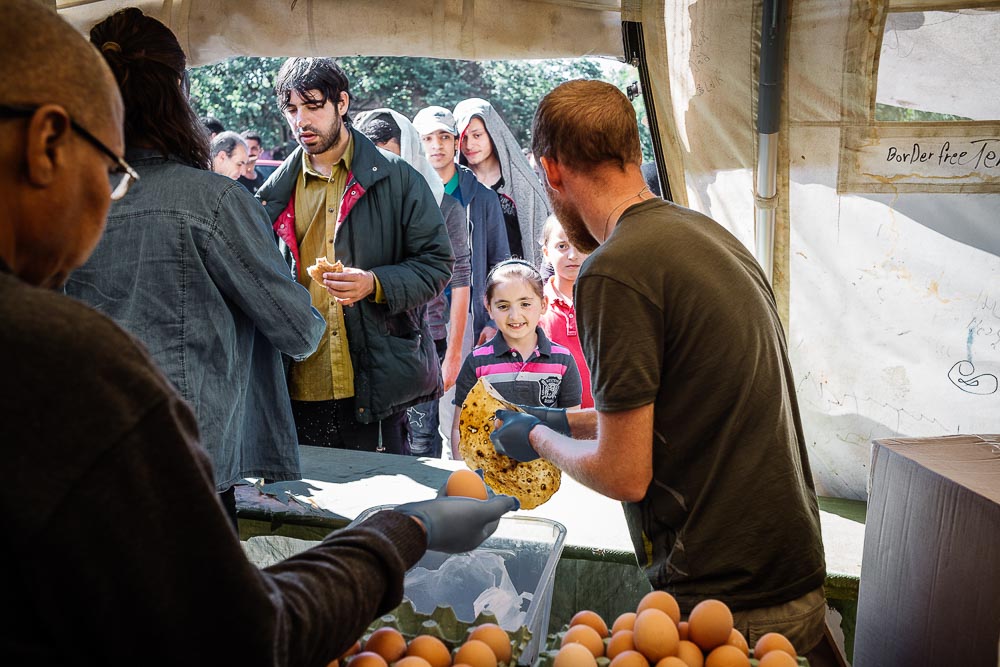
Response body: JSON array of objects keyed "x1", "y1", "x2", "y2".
[
  {"x1": 490, "y1": 410, "x2": 542, "y2": 462},
  {"x1": 477, "y1": 326, "x2": 497, "y2": 346},
  {"x1": 395, "y1": 495, "x2": 519, "y2": 553},
  {"x1": 441, "y1": 348, "x2": 463, "y2": 391},
  {"x1": 323, "y1": 267, "x2": 375, "y2": 306},
  {"x1": 517, "y1": 405, "x2": 571, "y2": 436}
]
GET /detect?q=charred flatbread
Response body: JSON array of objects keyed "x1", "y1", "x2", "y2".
[
  {"x1": 305, "y1": 256, "x2": 344, "y2": 286},
  {"x1": 458, "y1": 378, "x2": 561, "y2": 509}
]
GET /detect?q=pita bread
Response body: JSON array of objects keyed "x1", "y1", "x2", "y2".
[
  {"x1": 306, "y1": 256, "x2": 344, "y2": 286},
  {"x1": 458, "y1": 378, "x2": 561, "y2": 509}
]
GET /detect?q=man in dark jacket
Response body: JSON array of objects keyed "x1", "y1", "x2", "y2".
[{"x1": 258, "y1": 58, "x2": 453, "y2": 453}]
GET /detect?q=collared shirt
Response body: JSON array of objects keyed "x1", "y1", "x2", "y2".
[
  {"x1": 453, "y1": 327, "x2": 582, "y2": 409},
  {"x1": 289, "y1": 135, "x2": 355, "y2": 401},
  {"x1": 539, "y1": 277, "x2": 594, "y2": 408}
]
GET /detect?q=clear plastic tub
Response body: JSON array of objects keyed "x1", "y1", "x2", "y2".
[{"x1": 354, "y1": 505, "x2": 567, "y2": 664}]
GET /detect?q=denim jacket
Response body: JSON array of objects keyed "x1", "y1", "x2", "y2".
[{"x1": 66, "y1": 149, "x2": 326, "y2": 490}]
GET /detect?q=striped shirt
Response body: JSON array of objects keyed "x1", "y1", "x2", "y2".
[{"x1": 454, "y1": 328, "x2": 583, "y2": 409}]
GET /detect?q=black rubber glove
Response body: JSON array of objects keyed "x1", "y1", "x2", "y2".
[
  {"x1": 517, "y1": 405, "x2": 571, "y2": 436},
  {"x1": 490, "y1": 410, "x2": 542, "y2": 462},
  {"x1": 395, "y1": 495, "x2": 520, "y2": 553}
]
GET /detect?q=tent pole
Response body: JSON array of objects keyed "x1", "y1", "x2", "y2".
[{"x1": 755, "y1": 0, "x2": 786, "y2": 283}]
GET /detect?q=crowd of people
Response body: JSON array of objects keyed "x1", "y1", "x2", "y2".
[{"x1": 2, "y1": 2, "x2": 844, "y2": 665}]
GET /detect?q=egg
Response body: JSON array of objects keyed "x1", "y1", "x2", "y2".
[
  {"x1": 752, "y1": 633, "x2": 796, "y2": 659},
  {"x1": 396, "y1": 658, "x2": 433, "y2": 667},
  {"x1": 454, "y1": 639, "x2": 497, "y2": 667},
  {"x1": 445, "y1": 469, "x2": 489, "y2": 499},
  {"x1": 687, "y1": 600, "x2": 733, "y2": 653},
  {"x1": 703, "y1": 645, "x2": 750, "y2": 667},
  {"x1": 349, "y1": 652, "x2": 389, "y2": 667},
  {"x1": 724, "y1": 629, "x2": 748, "y2": 656},
  {"x1": 677, "y1": 622, "x2": 689, "y2": 642},
  {"x1": 654, "y1": 659, "x2": 689, "y2": 667},
  {"x1": 342, "y1": 641, "x2": 363, "y2": 659},
  {"x1": 612, "y1": 612, "x2": 637, "y2": 634},
  {"x1": 561, "y1": 624, "x2": 605, "y2": 657},
  {"x1": 605, "y1": 630, "x2": 635, "y2": 660},
  {"x1": 570, "y1": 610, "x2": 610, "y2": 638},
  {"x1": 675, "y1": 641, "x2": 704, "y2": 667},
  {"x1": 611, "y1": 650, "x2": 652, "y2": 667},
  {"x1": 757, "y1": 652, "x2": 798, "y2": 667},
  {"x1": 327, "y1": 661, "x2": 339, "y2": 667},
  {"x1": 365, "y1": 628, "x2": 408, "y2": 663},
  {"x1": 632, "y1": 608, "x2": 679, "y2": 662},
  {"x1": 553, "y1": 642, "x2": 598, "y2": 667},
  {"x1": 407, "y1": 635, "x2": 452, "y2": 667},
  {"x1": 468, "y1": 624, "x2": 511, "y2": 664},
  {"x1": 636, "y1": 591, "x2": 682, "y2": 626}
]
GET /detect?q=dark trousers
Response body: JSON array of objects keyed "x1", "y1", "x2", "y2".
[
  {"x1": 406, "y1": 338, "x2": 448, "y2": 457},
  {"x1": 291, "y1": 398, "x2": 409, "y2": 455}
]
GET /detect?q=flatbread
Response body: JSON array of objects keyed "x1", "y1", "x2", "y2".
[
  {"x1": 305, "y1": 256, "x2": 344, "y2": 286},
  {"x1": 458, "y1": 378, "x2": 561, "y2": 509}
]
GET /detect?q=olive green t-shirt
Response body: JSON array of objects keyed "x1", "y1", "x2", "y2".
[{"x1": 576, "y1": 198, "x2": 825, "y2": 612}]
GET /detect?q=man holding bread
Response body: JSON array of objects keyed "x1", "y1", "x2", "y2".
[{"x1": 258, "y1": 58, "x2": 453, "y2": 454}]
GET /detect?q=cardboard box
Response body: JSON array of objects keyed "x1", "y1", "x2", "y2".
[{"x1": 854, "y1": 434, "x2": 1000, "y2": 667}]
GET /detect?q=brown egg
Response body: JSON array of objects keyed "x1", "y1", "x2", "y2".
[
  {"x1": 327, "y1": 660, "x2": 339, "y2": 667},
  {"x1": 407, "y1": 635, "x2": 452, "y2": 667},
  {"x1": 396, "y1": 658, "x2": 433, "y2": 667},
  {"x1": 632, "y1": 608, "x2": 679, "y2": 662},
  {"x1": 610, "y1": 650, "x2": 648, "y2": 667},
  {"x1": 677, "y1": 622, "x2": 689, "y2": 642},
  {"x1": 675, "y1": 641, "x2": 704, "y2": 667},
  {"x1": 570, "y1": 610, "x2": 610, "y2": 638},
  {"x1": 703, "y1": 645, "x2": 750, "y2": 667},
  {"x1": 446, "y1": 469, "x2": 489, "y2": 499},
  {"x1": 687, "y1": 600, "x2": 733, "y2": 653},
  {"x1": 468, "y1": 624, "x2": 511, "y2": 664},
  {"x1": 637, "y1": 591, "x2": 682, "y2": 626},
  {"x1": 553, "y1": 642, "x2": 598, "y2": 667},
  {"x1": 349, "y1": 652, "x2": 389, "y2": 667},
  {"x1": 561, "y1": 624, "x2": 605, "y2": 658},
  {"x1": 454, "y1": 639, "x2": 497, "y2": 667},
  {"x1": 342, "y1": 641, "x2": 363, "y2": 659},
  {"x1": 724, "y1": 629, "x2": 748, "y2": 656},
  {"x1": 612, "y1": 612, "x2": 637, "y2": 634},
  {"x1": 606, "y1": 630, "x2": 636, "y2": 660},
  {"x1": 654, "y1": 659, "x2": 689, "y2": 667},
  {"x1": 752, "y1": 633, "x2": 796, "y2": 659},
  {"x1": 365, "y1": 628, "x2": 408, "y2": 664},
  {"x1": 757, "y1": 652, "x2": 798, "y2": 667}
]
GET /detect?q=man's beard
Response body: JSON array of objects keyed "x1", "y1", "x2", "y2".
[
  {"x1": 546, "y1": 184, "x2": 601, "y2": 254},
  {"x1": 298, "y1": 114, "x2": 343, "y2": 155}
]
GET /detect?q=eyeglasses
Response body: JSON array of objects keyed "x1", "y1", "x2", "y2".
[{"x1": 0, "y1": 103, "x2": 139, "y2": 200}]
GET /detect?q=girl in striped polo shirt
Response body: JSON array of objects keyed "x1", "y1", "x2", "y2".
[{"x1": 450, "y1": 259, "x2": 582, "y2": 459}]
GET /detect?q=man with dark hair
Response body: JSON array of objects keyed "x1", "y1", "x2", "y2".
[
  {"x1": 491, "y1": 80, "x2": 840, "y2": 666},
  {"x1": 1, "y1": 3, "x2": 517, "y2": 661},
  {"x1": 210, "y1": 130, "x2": 249, "y2": 179},
  {"x1": 200, "y1": 114, "x2": 224, "y2": 140},
  {"x1": 258, "y1": 58, "x2": 454, "y2": 454},
  {"x1": 238, "y1": 129, "x2": 268, "y2": 193},
  {"x1": 358, "y1": 114, "x2": 402, "y2": 155}
]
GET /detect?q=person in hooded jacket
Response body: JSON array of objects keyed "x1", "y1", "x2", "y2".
[{"x1": 453, "y1": 98, "x2": 550, "y2": 277}]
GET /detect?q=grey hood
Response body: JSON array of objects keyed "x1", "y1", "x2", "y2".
[{"x1": 454, "y1": 98, "x2": 550, "y2": 266}]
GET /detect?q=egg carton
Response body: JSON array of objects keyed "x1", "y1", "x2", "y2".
[
  {"x1": 532, "y1": 627, "x2": 810, "y2": 667},
  {"x1": 365, "y1": 599, "x2": 533, "y2": 667}
]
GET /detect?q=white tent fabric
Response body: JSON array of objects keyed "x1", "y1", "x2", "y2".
[{"x1": 54, "y1": 0, "x2": 1000, "y2": 500}]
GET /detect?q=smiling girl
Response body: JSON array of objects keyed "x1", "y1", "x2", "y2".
[{"x1": 450, "y1": 259, "x2": 582, "y2": 458}]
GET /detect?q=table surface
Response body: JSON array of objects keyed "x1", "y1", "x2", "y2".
[{"x1": 237, "y1": 446, "x2": 864, "y2": 579}]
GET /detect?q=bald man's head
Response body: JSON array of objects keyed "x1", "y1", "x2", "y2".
[{"x1": 0, "y1": 0, "x2": 125, "y2": 287}]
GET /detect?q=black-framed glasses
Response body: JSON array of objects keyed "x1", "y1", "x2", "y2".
[{"x1": 0, "y1": 103, "x2": 138, "y2": 200}]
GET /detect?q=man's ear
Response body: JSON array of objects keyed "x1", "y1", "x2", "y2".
[
  {"x1": 337, "y1": 91, "x2": 350, "y2": 117},
  {"x1": 539, "y1": 156, "x2": 564, "y2": 190},
  {"x1": 25, "y1": 104, "x2": 72, "y2": 188}
]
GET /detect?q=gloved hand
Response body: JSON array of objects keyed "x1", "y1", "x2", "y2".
[
  {"x1": 490, "y1": 410, "x2": 542, "y2": 462},
  {"x1": 516, "y1": 405, "x2": 571, "y2": 436},
  {"x1": 395, "y1": 495, "x2": 520, "y2": 553}
]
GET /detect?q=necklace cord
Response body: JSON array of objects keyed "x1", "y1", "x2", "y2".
[{"x1": 603, "y1": 186, "x2": 651, "y2": 241}]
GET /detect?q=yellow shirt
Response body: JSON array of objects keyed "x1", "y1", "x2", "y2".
[{"x1": 288, "y1": 137, "x2": 356, "y2": 401}]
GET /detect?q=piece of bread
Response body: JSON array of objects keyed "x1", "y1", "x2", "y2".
[
  {"x1": 305, "y1": 256, "x2": 344, "y2": 286},
  {"x1": 458, "y1": 378, "x2": 561, "y2": 509}
]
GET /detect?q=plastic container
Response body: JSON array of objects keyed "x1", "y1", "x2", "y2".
[{"x1": 355, "y1": 505, "x2": 567, "y2": 665}]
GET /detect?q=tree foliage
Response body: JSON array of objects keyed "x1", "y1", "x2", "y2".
[{"x1": 188, "y1": 56, "x2": 651, "y2": 159}]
